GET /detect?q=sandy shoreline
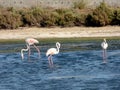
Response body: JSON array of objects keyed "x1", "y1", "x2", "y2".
[{"x1": 0, "y1": 26, "x2": 120, "y2": 39}]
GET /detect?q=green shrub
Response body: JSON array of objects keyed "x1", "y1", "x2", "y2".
[
  {"x1": 55, "y1": 9, "x2": 75, "y2": 27},
  {"x1": 40, "y1": 11, "x2": 56, "y2": 27},
  {"x1": 0, "y1": 11, "x2": 22, "y2": 29},
  {"x1": 10, "y1": 13, "x2": 22, "y2": 29},
  {"x1": 22, "y1": 11, "x2": 36, "y2": 26},
  {"x1": 31, "y1": 7, "x2": 44, "y2": 26},
  {"x1": 111, "y1": 8, "x2": 120, "y2": 25},
  {"x1": 0, "y1": 3, "x2": 119, "y2": 29},
  {"x1": 74, "y1": 14, "x2": 86, "y2": 26},
  {"x1": 85, "y1": 2, "x2": 112, "y2": 26},
  {"x1": 21, "y1": 7, "x2": 43, "y2": 26}
]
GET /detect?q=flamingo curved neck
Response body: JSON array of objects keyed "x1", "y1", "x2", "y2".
[
  {"x1": 23, "y1": 44, "x2": 29, "y2": 51},
  {"x1": 56, "y1": 48, "x2": 59, "y2": 54},
  {"x1": 21, "y1": 44, "x2": 30, "y2": 59},
  {"x1": 56, "y1": 44, "x2": 60, "y2": 54}
]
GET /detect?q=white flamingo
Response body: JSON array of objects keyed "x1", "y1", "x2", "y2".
[
  {"x1": 21, "y1": 38, "x2": 40, "y2": 59},
  {"x1": 46, "y1": 42, "x2": 61, "y2": 66},
  {"x1": 101, "y1": 38, "x2": 108, "y2": 63}
]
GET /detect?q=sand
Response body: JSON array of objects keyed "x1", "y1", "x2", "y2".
[{"x1": 0, "y1": 26, "x2": 120, "y2": 39}]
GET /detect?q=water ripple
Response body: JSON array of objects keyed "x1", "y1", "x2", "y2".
[{"x1": 0, "y1": 41, "x2": 120, "y2": 90}]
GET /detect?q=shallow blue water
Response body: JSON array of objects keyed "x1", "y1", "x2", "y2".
[{"x1": 0, "y1": 40, "x2": 120, "y2": 90}]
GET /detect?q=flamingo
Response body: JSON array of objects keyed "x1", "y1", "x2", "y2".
[
  {"x1": 46, "y1": 42, "x2": 61, "y2": 66},
  {"x1": 101, "y1": 38, "x2": 108, "y2": 63},
  {"x1": 21, "y1": 38, "x2": 40, "y2": 60}
]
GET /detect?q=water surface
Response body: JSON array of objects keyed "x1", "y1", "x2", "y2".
[{"x1": 0, "y1": 40, "x2": 120, "y2": 90}]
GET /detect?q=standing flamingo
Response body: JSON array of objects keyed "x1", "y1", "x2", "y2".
[
  {"x1": 46, "y1": 42, "x2": 61, "y2": 66},
  {"x1": 21, "y1": 38, "x2": 40, "y2": 60},
  {"x1": 101, "y1": 38, "x2": 108, "y2": 63}
]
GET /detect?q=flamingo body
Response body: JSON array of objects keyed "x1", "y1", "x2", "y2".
[
  {"x1": 101, "y1": 38, "x2": 108, "y2": 63},
  {"x1": 101, "y1": 38, "x2": 108, "y2": 49},
  {"x1": 46, "y1": 48, "x2": 59, "y2": 56},
  {"x1": 46, "y1": 42, "x2": 60, "y2": 66},
  {"x1": 21, "y1": 38, "x2": 40, "y2": 59},
  {"x1": 25, "y1": 38, "x2": 39, "y2": 45}
]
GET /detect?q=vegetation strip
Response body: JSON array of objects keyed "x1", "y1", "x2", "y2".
[{"x1": 0, "y1": 2, "x2": 119, "y2": 29}]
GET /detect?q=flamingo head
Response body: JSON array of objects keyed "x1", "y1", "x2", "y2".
[{"x1": 104, "y1": 38, "x2": 106, "y2": 42}]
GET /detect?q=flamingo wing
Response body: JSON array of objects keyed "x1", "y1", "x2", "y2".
[
  {"x1": 26, "y1": 38, "x2": 39, "y2": 45},
  {"x1": 46, "y1": 48, "x2": 57, "y2": 56},
  {"x1": 101, "y1": 42, "x2": 108, "y2": 49}
]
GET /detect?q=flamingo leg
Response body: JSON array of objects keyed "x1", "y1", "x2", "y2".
[
  {"x1": 48, "y1": 55, "x2": 51, "y2": 66},
  {"x1": 48, "y1": 55, "x2": 53, "y2": 66},
  {"x1": 33, "y1": 44, "x2": 40, "y2": 58},
  {"x1": 28, "y1": 47, "x2": 31, "y2": 57},
  {"x1": 102, "y1": 49, "x2": 105, "y2": 60},
  {"x1": 105, "y1": 49, "x2": 107, "y2": 61},
  {"x1": 103, "y1": 49, "x2": 107, "y2": 63},
  {"x1": 50, "y1": 55, "x2": 53, "y2": 65}
]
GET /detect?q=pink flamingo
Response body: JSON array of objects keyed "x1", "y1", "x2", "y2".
[
  {"x1": 21, "y1": 38, "x2": 40, "y2": 60},
  {"x1": 101, "y1": 38, "x2": 108, "y2": 63},
  {"x1": 46, "y1": 42, "x2": 61, "y2": 66}
]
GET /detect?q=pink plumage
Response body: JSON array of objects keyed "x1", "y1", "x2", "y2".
[
  {"x1": 25, "y1": 38, "x2": 39, "y2": 45},
  {"x1": 21, "y1": 38, "x2": 40, "y2": 59}
]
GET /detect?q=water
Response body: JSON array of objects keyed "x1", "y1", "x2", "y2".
[{"x1": 0, "y1": 40, "x2": 120, "y2": 90}]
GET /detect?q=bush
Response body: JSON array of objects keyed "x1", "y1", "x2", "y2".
[
  {"x1": 111, "y1": 8, "x2": 120, "y2": 25},
  {"x1": 0, "y1": 3, "x2": 119, "y2": 29},
  {"x1": 0, "y1": 10, "x2": 22, "y2": 29},
  {"x1": 22, "y1": 11, "x2": 37, "y2": 26},
  {"x1": 40, "y1": 11, "x2": 56, "y2": 27},
  {"x1": 21, "y1": 7, "x2": 43, "y2": 27},
  {"x1": 55, "y1": 9, "x2": 75, "y2": 27},
  {"x1": 85, "y1": 2, "x2": 112, "y2": 26},
  {"x1": 74, "y1": 14, "x2": 86, "y2": 26}
]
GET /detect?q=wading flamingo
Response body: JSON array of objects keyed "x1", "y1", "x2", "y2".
[
  {"x1": 101, "y1": 38, "x2": 108, "y2": 63},
  {"x1": 21, "y1": 38, "x2": 40, "y2": 60},
  {"x1": 46, "y1": 42, "x2": 61, "y2": 66}
]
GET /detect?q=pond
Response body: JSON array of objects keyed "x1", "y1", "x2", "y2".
[{"x1": 0, "y1": 39, "x2": 120, "y2": 90}]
